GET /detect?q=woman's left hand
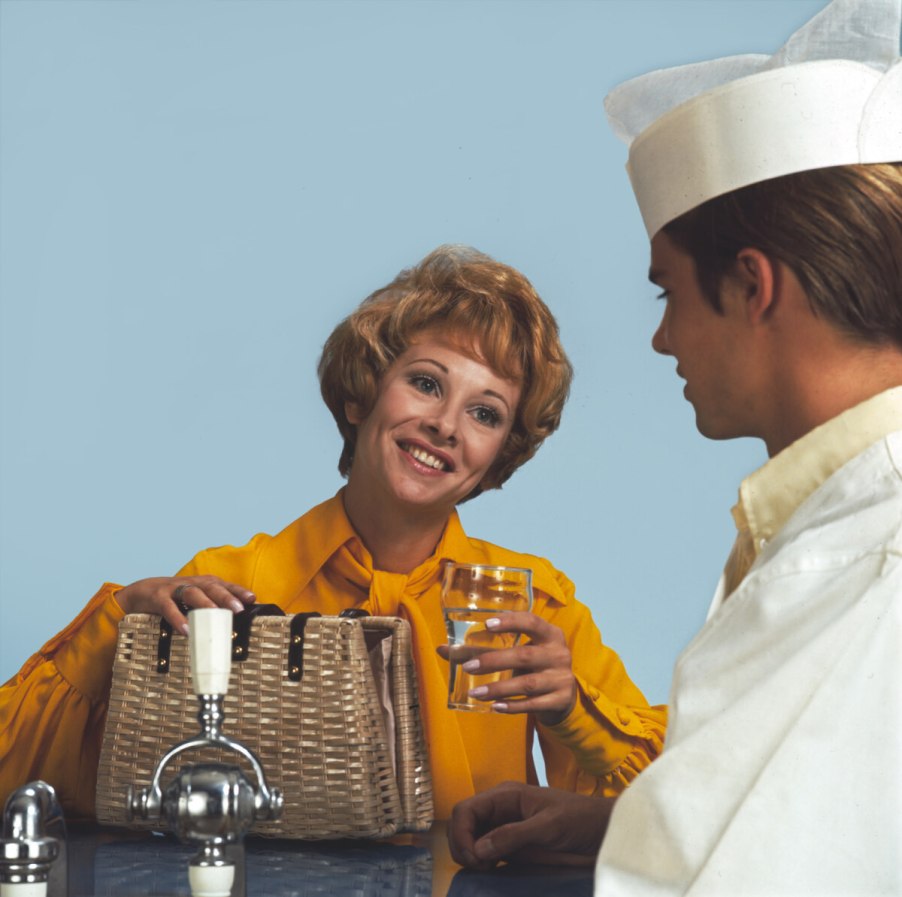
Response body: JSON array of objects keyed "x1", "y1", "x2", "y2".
[{"x1": 436, "y1": 611, "x2": 577, "y2": 726}]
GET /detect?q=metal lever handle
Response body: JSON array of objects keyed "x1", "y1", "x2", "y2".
[{"x1": 190, "y1": 608, "x2": 233, "y2": 697}]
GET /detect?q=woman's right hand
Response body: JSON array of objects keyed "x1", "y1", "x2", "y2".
[{"x1": 115, "y1": 576, "x2": 256, "y2": 634}]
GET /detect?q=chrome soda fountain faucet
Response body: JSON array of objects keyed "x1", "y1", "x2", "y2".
[
  {"x1": 0, "y1": 781, "x2": 63, "y2": 897},
  {"x1": 127, "y1": 608, "x2": 283, "y2": 897}
]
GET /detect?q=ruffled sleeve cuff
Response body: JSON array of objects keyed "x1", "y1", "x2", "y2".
[{"x1": 543, "y1": 673, "x2": 667, "y2": 782}]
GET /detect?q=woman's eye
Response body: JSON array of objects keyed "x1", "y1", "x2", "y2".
[
  {"x1": 409, "y1": 374, "x2": 439, "y2": 395},
  {"x1": 656, "y1": 290, "x2": 670, "y2": 301},
  {"x1": 472, "y1": 406, "x2": 501, "y2": 428}
]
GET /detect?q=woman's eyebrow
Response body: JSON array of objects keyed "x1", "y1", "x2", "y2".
[
  {"x1": 484, "y1": 389, "x2": 512, "y2": 410},
  {"x1": 403, "y1": 357, "x2": 449, "y2": 372}
]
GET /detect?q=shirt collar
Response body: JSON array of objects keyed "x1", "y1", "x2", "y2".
[
  {"x1": 733, "y1": 386, "x2": 902, "y2": 553},
  {"x1": 291, "y1": 490, "x2": 568, "y2": 606},
  {"x1": 290, "y1": 490, "x2": 468, "y2": 593},
  {"x1": 288, "y1": 490, "x2": 361, "y2": 596}
]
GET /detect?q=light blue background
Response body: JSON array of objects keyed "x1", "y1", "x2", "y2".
[{"x1": 1, "y1": 0, "x2": 825, "y2": 709}]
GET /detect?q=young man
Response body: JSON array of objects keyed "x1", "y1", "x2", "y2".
[{"x1": 447, "y1": 1, "x2": 902, "y2": 893}]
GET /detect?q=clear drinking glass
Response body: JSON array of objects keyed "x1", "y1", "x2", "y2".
[{"x1": 440, "y1": 563, "x2": 533, "y2": 712}]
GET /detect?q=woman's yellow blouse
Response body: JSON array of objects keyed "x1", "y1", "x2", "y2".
[{"x1": 0, "y1": 494, "x2": 666, "y2": 819}]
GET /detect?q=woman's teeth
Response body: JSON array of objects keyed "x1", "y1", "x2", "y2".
[{"x1": 405, "y1": 444, "x2": 448, "y2": 471}]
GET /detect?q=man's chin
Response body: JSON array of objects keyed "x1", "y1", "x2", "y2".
[{"x1": 693, "y1": 413, "x2": 750, "y2": 443}]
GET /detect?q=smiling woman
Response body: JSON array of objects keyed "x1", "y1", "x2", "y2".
[
  {"x1": 342, "y1": 333, "x2": 522, "y2": 549},
  {"x1": 0, "y1": 245, "x2": 666, "y2": 823}
]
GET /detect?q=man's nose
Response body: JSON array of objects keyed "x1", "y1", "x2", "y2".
[{"x1": 651, "y1": 318, "x2": 671, "y2": 356}]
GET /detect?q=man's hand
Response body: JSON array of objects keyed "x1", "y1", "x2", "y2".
[{"x1": 448, "y1": 782, "x2": 613, "y2": 871}]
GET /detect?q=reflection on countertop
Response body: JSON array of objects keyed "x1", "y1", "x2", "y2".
[
  {"x1": 61, "y1": 823, "x2": 593, "y2": 897},
  {"x1": 447, "y1": 866, "x2": 592, "y2": 897}
]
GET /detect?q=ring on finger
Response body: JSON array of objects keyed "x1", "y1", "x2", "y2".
[{"x1": 172, "y1": 583, "x2": 191, "y2": 604}]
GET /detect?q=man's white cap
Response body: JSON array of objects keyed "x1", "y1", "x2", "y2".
[{"x1": 605, "y1": 0, "x2": 902, "y2": 238}]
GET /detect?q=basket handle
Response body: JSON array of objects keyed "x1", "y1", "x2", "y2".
[
  {"x1": 157, "y1": 603, "x2": 285, "y2": 673},
  {"x1": 156, "y1": 604, "x2": 370, "y2": 676}
]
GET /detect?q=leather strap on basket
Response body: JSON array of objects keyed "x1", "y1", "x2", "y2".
[
  {"x1": 287, "y1": 612, "x2": 321, "y2": 681},
  {"x1": 156, "y1": 619, "x2": 175, "y2": 673},
  {"x1": 232, "y1": 604, "x2": 285, "y2": 661},
  {"x1": 156, "y1": 599, "x2": 190, "y2": 674},
  {"x1": 286, "y1": 608, "x2": 369, "y2": 681},
  {"x1": 155, "y1": 604, "x2": 370, "y2": 677},
  {"x1": 156, "y1": 602, "x2": 286, "y2": 673},
  {"x1": 338, "y1": 608, "x2": 369, "y2": 619}
]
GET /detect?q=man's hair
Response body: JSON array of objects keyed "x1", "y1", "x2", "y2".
[
  {"x1": 663, "y1": 163, "x2": 902, "y2": 347},
  {"x1": 317, "y1": 244, "x2": 573, "y2": 496}
]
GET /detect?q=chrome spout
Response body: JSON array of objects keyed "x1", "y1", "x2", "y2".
[
  {"x1": 0, "y1": 781, "x2": 63, "y2": 897},
  {"x1": 127, "y1": 694, "x2": 282, "y2": 826},
  {"x1": 126, "y1": 609, "x2": 281, "y2": 897}
]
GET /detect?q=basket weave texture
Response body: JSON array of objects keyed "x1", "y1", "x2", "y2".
[{"x1": 95, "y1": 614, "x2": 433, "y2": 839}]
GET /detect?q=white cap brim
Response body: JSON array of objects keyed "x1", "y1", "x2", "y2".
[{"x1": 628, "y1": 58, "x2": 902, "y2": 237}]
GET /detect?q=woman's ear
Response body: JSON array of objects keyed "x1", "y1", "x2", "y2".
[
  {"x1": 344, "y1": 401, "x2": 363, "y2": 426},
  {"x1": 732, "y1": 248, "x2": 777, "y2": 325},
  {"x1": 345, "y1": 402, "x2": 366, "y2": 427}
]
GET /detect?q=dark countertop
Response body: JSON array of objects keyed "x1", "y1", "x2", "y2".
[{"x1": 54, "y1": 823, "x2": 593, "y2": 897}]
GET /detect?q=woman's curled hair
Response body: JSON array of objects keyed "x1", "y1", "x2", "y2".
[{"x1": 318, "y1": 244, "x2": 573, "y2": 495}]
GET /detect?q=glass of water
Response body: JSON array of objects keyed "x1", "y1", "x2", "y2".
[{"x1": 440, "y1": 563, "x2": 533, "y2": 712}]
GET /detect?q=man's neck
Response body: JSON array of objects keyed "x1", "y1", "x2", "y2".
[{"x1": 763, "y1": 340, "x2": 902, "y2": 457}]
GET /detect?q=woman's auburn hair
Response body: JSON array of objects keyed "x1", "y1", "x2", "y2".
[
  {"x1": 663, "y1": 163, "x2": 902, "y2": 348},
  {"x1": 318, "y1": 245, "x2": 573, "y2": 495}
]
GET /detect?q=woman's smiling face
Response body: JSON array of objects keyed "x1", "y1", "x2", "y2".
[{"x1": 345, "y1": 329, "x2": 522, "y2": 517}]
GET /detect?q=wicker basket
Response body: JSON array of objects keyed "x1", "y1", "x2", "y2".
[{"x1": 95, "y1": 612, "x2": 433, "y2": 839}]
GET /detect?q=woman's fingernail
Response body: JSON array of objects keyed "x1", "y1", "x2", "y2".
[
  {"x1": 462, "y1": 659, "x2": 480, "y2": 673},
  {"x1": 485, "y1": 617, "x2": 501, "y2": 629},
  {"x1": 469, "y1": 686, "x2": 488, "y2": 697},
  {"x1": 492, "y1": 703, "x2": 509, "y2": 712},
  {"x1": 180, "y1": 623, "x2": 190, "y2": 637},
  {"x1": 230, "y1": 599, "x2": 244, "y2": 613}
]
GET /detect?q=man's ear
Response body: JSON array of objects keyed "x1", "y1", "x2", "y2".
[
  {"x1": 731, "y1": 248, "x2": 778, "y2": 325},
  {"x1": 345, "y1": 401, "x2": 363, "y2": 426}
]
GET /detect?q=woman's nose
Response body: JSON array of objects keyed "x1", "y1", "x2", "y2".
[{"x1": 423, "y1": 407, "x2": 458, "y2": 445}]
